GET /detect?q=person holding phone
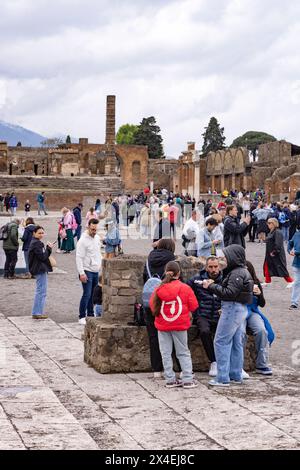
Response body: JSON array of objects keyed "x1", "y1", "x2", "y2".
[{"x1": 28, "y1": 225, "x2": 53, "y2": 319}]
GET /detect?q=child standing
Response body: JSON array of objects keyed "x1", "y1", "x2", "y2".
[
  {"x1": 93, "y1": 275, "x2": 103, "y2": 317},
  {"x1": 25, "y1": 200, "x2": 31, "y2": 218},
  {"x1": 150, "y1": 261, "x2": 199, "y2": 388}
]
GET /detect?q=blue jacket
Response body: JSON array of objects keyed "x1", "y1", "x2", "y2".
[
  {"x1": 21, "y1": 224, "x2": 36, "y2": 251},
  {"x1": 9, "y1": 196, "x2": 18, "y2": 208},
  {"x1": 187, "y1": 270, "x2": 222, "y2": 320},
  {"x1": 247, "y1": 296, "x2": 275, "y2": 345},
  {"x1": 73, "y1": 207, "x2": 82, "y2": 226},
  {"x1": 288, "y1": 231, "x2": 300, "y2": 268}
]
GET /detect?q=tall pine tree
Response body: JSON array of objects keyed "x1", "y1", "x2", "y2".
[
  {"x1": 202, "y1": 117, "x2": 226, "y2": 156},
  {"x1": 133, "y1": 116, "x2": 164, "y2": 159}
]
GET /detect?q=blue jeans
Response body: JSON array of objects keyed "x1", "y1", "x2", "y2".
[
  {"x1": 79, "y1": 271, "x2": 99, "y2": 319},
  {"x1": 158, "y1": 330, "x2": 193, "y2": 383},
  {"x1": 281, "y1": 226, "x2": 289, "y2": 242},
  {"x1": 94, "y1": 304, "x2": 102, "y2": 317},
  {"x1": 24, "y1": 250, "x2": 29, "y2": 273},
  {"x1": 246, "y1": 312, "x2": 269, "y2": 369},
  {"x1": 75, "y1": 225, "x2": 82, "y2": 240},
  {"x1": 38, "y1": 203, "x2": 47, "y2": 215},
  {"x1": 291, "y1": 267, "x2": 300, "y2": 306},
  {"x1": 32, "y1": 273, "x2": 48, "y2": 316},
  {"x1": 214, "y1": 301, "x2": 247, "y2": 383}
]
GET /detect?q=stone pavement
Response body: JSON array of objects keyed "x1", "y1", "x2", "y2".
[{"x1": 1, "y1": 312, "x2": 300, "y2": 450}]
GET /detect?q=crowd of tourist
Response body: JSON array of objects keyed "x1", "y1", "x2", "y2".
[{"x1": 2, "y1": 185, "x2": 300, "y2": 389}]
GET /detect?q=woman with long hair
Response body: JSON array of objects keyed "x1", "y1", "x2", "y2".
[
  {"x1": 150, "y1": 261, "x2": 199, "y2": 388},
  {"x1": 263, "y1": 218, "x2": 293, "y2": 284}
]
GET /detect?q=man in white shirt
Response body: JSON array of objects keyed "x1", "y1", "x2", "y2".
[
  {"x1": 182, "y1": 210, "x2": 201, "y2": 256},
  {"x1": 76, "y1": 218, "x2": 102, "y2": 325}
]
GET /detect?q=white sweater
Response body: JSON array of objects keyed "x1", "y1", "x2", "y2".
[{"x1": 76, "y1": 232, "x2": 102, "y2": 275}]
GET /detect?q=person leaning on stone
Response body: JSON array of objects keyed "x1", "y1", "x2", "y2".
[
  {"x1": 3, "y1": 218, "x2": 21, "y2": 279},
  {"x1": 223, "y1": 205, "x2": 250, "y2": 248}
]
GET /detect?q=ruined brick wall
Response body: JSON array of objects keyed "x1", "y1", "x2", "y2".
[
  {"x1": 148, "y1": 159, "x2": 178, "y2": 192},
  {"x1": 258, "y1": 140, "x2": 292, "y2": 167},
  {"x1": 7, "y1": 147, "x2": 49, "y2": 175}
]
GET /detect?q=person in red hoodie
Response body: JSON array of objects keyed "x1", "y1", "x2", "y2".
[{"x1": 150, "y1": 261, "x2": 199, "y2": 389}]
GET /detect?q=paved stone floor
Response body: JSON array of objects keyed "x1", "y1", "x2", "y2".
[{"x1": 0, "y1": 211, "x2": 300, "y2": 449}]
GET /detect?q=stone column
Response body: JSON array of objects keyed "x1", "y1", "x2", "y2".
[
  {"x1": 104, "y1": 95, "x2": 118, "y2": 175},
  {"x1": 221, "y1": 174, "x2": 225, "y2": 192},
  {"x1": 232, "y1": 172, "x2": 236, "y2": 190}
]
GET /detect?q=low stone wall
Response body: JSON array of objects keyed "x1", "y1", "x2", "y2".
[{"x1": 84, "y1": 255, "x2": 256, "y2": 374}]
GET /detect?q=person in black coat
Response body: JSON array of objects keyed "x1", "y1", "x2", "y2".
[
  {"x1": 263, "y1": 218, "x2": 293, "y2": 284},
  {"x1": 223, "y1": 205, "x2": 250, "y2": 248},
  {"x1": 187, "y1": 256, "x2": 222, "y2": 376},
  {"x1": 28, "y1": 225, "x2": 53, "y2": 319},
  {"x1": 21, "y1": 217, "x2": 36, "y2": 276},
  {"x1": 73, "y1": 203, "x2": 83, "y2": 240},
  {"x1": 143, "y1": 238, "x2": 176, "y2": 377}
]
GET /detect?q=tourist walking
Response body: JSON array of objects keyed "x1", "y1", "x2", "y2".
[
  {"x1": 223, "y1": 205, "x2": 250, "y2": 248},
  {"x1": 85, "y1": 207, "x2": 98, "y2": 227},
  {"x1": 103, "y1": 219, "x2": 121, "y2": 259},
  {"x1": 37, "y1": 192, "x2": 48, "y2": 215},
  {"x1": 4, "y1": 192, "x2": 10, "y2": 212},
  {"x1": 153, "y1": 210, "x2": 171, "y2": 245},
  {"x1": 143, "y1": 238, "x2": 176, "y2": 378},
  {"x1": 73, "y1": 203, "x2": 83, "y2": 240},
  {"x1": 150, "y1": 261, "x2": 199, "y2": 388},
  {"x1": 76, "y1": 218, "x2": 102, "y2": 325},
  {"x1": 182, "y1": 210, "x2": 201, "y2": 256},
  {"x1": 60, "y1": 207, "x2": 75, "y2": 253},
  {"x1": 203, "y1": 245, "x2": 253, "y2": 386},
  {"x1": 3, "y1": 219, "x2": 20, "y2": 279},
  {"x1": 139, "y1": 202, "x2": 151, "y2": 238},
  {"x1": 28, "y1": 225, "x2": 53, "y2": 319},
  {"x1": 252, "y1": 202, "x2": 273, "y2": 244},
  {"x1": 263, "y1": 218, "x2": 293, "y2": 285},
  {"x1": 21, "y1": 217, "x2": 36, "y2": 278},
  {"x1": 9, "y1": 193, "x2": 18, "y2": 216},
  {"x1": 288, "y1": 227, "x2": 300, "y2": 309}
]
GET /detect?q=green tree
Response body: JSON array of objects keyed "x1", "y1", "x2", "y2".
[
  {"x1": 116, "y1": 124, "x2": 139, "y2": 145},
  {"x1": 202, "y1": 117, "x2": 226, "y2": 156},
  {"x1": 66, "y1": 135, "x2": 71, "y2": 144},
  {"x1": 133, "y1": 116, "x2": 164, "y2": 159},
  {"x1": 230, "y1": 131, "x2": 276, "y2": 162},
  {"x1": 17, "y1": 141, "x2": 22, "y2": 146}
]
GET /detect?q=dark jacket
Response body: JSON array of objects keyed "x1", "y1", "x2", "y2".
[
  {"x1": 265, "y1": 228, "x2": 289, "y2": 277},
  {"x1": 143, "y1": 248, "x2": 175, "y2": 283},
  {"x1": 92, "y1": 285, "x2": 102, "y2": 305},
  {"x1": 223, "y1": 216, "x2": 248, "y2": 248},
  {"x1": 3, "y1": 222, "x2": 19, "y2": 251},
  {"x1": 21, "y1": 224, "x2": 36, "y2": 251},
  {"x1": 73, "y1": 206, "x2": 82, "y2": 226},
  {"x1": 187, "y1": 270, "x2": 222, "y2": 320},
  {"x1": 153, "y1": 219, "x2": 171, "y2": 243},
  {"x1": 28, "y1": 238, "x2": 52, "y2": 276},
  {"x1": 208, "y1": 245, "x2": 253, "y2": 304}
]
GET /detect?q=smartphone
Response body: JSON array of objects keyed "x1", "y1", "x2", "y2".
[{"x1": 51, "y1": 239, "x2": 58, "y2": 245}]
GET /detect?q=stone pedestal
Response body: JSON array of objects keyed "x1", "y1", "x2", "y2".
[{"x1": 84, "y1": 255, "x2": 257, "y2": 374}]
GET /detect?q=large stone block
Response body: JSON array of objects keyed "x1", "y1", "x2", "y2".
[{"x1": 84, "y1": 319, "x2": 256, "y2": 374}]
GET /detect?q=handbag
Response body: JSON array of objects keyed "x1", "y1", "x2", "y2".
[
  {"x1": 49, "y1": 255, "x2": 57, "y2": 267},
  {"x1": 59, "y1": 227, "x2": 67, "y2": 239}
]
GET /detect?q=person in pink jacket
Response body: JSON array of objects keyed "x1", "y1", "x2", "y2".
[
  {"x1": 60, "y1": 207, "x2": 75, "y2": 253},
  {"x1": 150, "y1": 261, "x2": 199, "y2": 389}
]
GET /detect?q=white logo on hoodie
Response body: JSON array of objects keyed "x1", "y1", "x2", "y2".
[{"x1": 160, "y1": 297, "x2": 183, "y2": 322}]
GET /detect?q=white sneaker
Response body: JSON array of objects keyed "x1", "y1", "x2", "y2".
[
  {"x1": 209, "y1": 362, "x2": 217, "y2": 377},
  {"x1": 242, "y1": 369, "x2": 250, "y2": 379},
  {"x1": 56, "y1": 249, "x2": 62, "y2": 253},
  {"x1": 78, "y1": 318, "x2": 86, "y2": 325},
  {"x1": 153, "y1": 372, "x2": 163, "y2": 379},
  {"x1": 286, "y1": 282, "x2": 294, "y2": 289}
]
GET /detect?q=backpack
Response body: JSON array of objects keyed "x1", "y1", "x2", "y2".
[
  {"x1": 142, "y1": 260, "x2": 161, "y2": 308},
  {"x1": 71, "y1": 213, "x2": 78, "y2": 230},
  {"x1": 0, "y1": 223, "x2": 9, "y2": 241},
  {"x1": 278, "y1": 212, "x2": 287, "y2": 224}
]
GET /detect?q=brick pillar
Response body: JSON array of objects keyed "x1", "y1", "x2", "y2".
[{"x1": 104, "y1": 95, "x2": 118, "y2": 175}]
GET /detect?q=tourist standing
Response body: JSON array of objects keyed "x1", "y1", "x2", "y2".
[
  {"x1": 60, "y1": 207, "x2": 75, "y2": 253},
  {"x1": 24, "y1": 200, "x2": 31, "y2": 218},
  {"x1": 263, "y1": 218, "x2": 293, "y2": 285},
  {"x1": 3, "y1": 219, "x2": 20, "y2": 279},
  {"x1": 223, "y1": 205, "x2": 250, "y2": 248},
  {"x1": 139, "y1": 202, "x2": 151, "y2": 238},
  {"x1": 85, "y1": 207, "x2": 98, "y2": 227},
  {"x1": 93, "y1": 275, "x2": 103, "y2": 317},
  {"x1": 165, "y1": 201, "x2": 179, "y2": 239},
  {"x1": 95, "y1": 198, "x2": 101, "y2": 216},
  {"x1": 103, "y1": 219, "x2": 121, "y2": 259},
  {"x1": 73, "y1": 203, "x2": 83, "y2": 240},
  {"x1": 4, "y1": 192, "x2": 10, "y2": 212},
  {"x1": 150, "y1": 261, "x2": 199, "y2": 388},
  {"x1": 197, "y1": 218, "x2": 222, "y2": 258},
  {"x1": 0, "y1": 194, "x2": 4, "y2": 212},
  {"x1": 288, "y1": 227, "x2": 300, "y2": 309},
  {"x1": 28, "y1": 225, "x2": 53, "y2": 319},
  {"x1": 153, "y1": 210, "x2": 171, "y2": 245},
  {"x1": 143, "y1": 238, "x2": 176, "y2": 378},
  {"x1": 21, "y1": 217, "x2": 36, "y2": 278},
  {"x1": 252, "y1": 203, "x2": 273, "y2": 244},
  {"x1": 203, "y1": 245, "x2": 253, "y2": 386},
  {"x1": 37, "y1": 192, "x2": 48, "y2": 215},
  {"x1": 76, "y1": 218, "x2": 102, "y2": 325},
  {"x1": 182, "y1": 210, "x2": 201, "y2": 256},
  {"x1": 9, "y1": 193, "x2": 18, "y2": 216}
]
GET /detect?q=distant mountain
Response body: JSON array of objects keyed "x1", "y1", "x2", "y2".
[{"x1": 0, "y1": 120, "x2": 47, "y2": 147}]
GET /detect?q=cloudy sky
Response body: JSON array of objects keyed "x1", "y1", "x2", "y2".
[{"x1": 0, "y1": 0, "x2": 300, "y2": 156}]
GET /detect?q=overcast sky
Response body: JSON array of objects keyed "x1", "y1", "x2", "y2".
[{"x1": 0, "y1": 0, "x2": 300, "y2": 156}]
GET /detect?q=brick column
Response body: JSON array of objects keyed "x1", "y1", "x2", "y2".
[{"x1": 104, "y1": 95, "x2": 118, "y2": 175}]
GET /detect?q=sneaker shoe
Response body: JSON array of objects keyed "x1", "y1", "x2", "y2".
[
  {"x1": 289, "y1": 304, "x2": 298, "y2": 310},
  {"x1": 56, "y1": 249, "x2": 62, "y2": 253},
  {"x1": 208, "y1": 379, "x2": 230, "y2": 387},
  {"x1": 165, "y1": 379, "x2": 183, "y2": 388},
  {"x1": 209, "y1": 362, "x2": 217, "y2": 377},
  {"x1": 230, "y1": 379, "x2": 244, "y2": 384},
  {"x1": 32, "y1": 314, "x2": 48, "y2": 319},
  {"x1": 286, "y1": 282, "x2": 294, "y2": 289},
  {"x1": 183, "y1": 381, "x2": 199, "y2": 389},
  {"x1": 78, "y1": 318, "x2": 86, "y2": 325},
  {"x1": 153, "y1": 372, "x2": 163, "y2": 379},
  {"x1": 256, "y1": 367, "x2": 273, "y2": 375},
  {"x1": 242, "y1": 369, "x2": 250, "y2": 379}
]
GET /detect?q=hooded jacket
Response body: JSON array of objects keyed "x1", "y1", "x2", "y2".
[
  {"x1": 28, "y1": 238, "x2": 52, "y2": 275},
  {"x1": 208, "y1": 245, "x2": 253, "y2": 304},
  {"x1": 223, "y1": 216, "x2": 248, "y2": 248},
  {"x1": 21, "y1": 224, "x2": 36, "y2": 251},
  {"x1": 143, "y1": 248, "x2": 175, "y2": 283},
  {"x1": 150, "y1": 279, "x2": 198, "y2": 332}
]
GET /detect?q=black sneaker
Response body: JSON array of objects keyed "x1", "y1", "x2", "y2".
[
  {"x1": 289, "y1": 304, "x2": 298, "y2": 310},
  {"x1": 255, "y1": 367, "x2": 273, "y2": 375}
]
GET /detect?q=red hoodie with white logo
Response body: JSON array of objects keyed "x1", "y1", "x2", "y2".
[{"x1": 150, "y1": 280, "x2": 199, "y2": 332}]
